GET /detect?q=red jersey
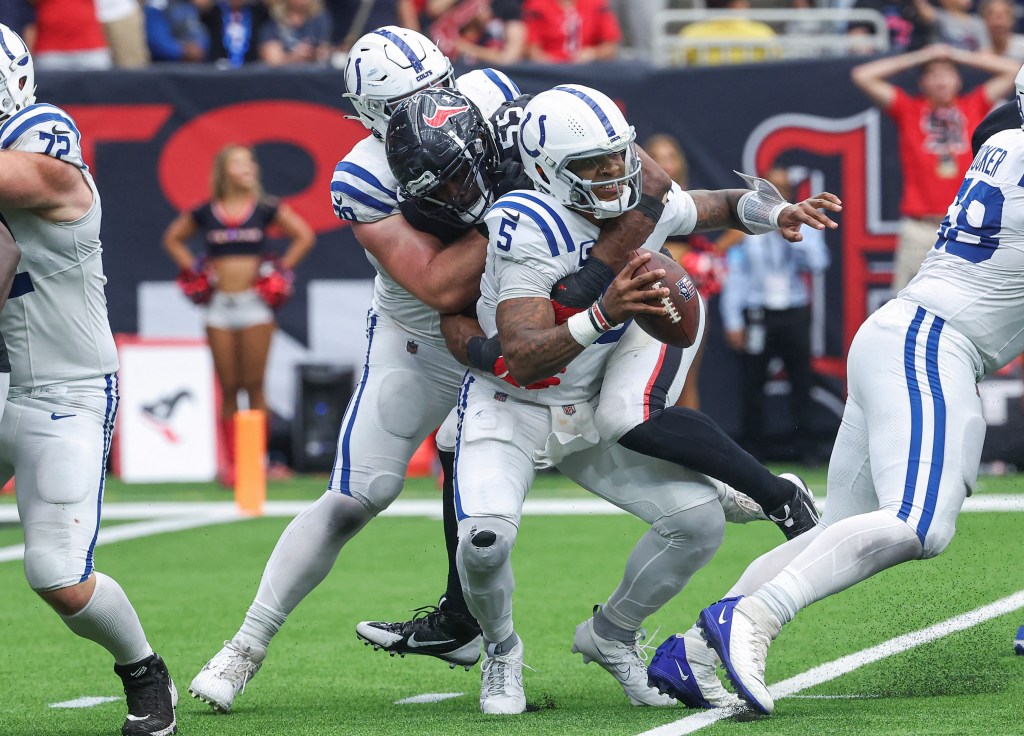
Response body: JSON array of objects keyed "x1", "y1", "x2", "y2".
[
  {"x1": 886, "y1": 86, "x2": 991, "y2": 218},
  {"x1": 34, "y1": 0, "x2": 108, "y2": 54},
  {"x1": 522, "y1": 0, "x2": 620, "y2": 63}
]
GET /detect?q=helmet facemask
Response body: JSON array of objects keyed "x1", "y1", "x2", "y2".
[
  {"x1": 559, "y1": 140, "x2": 642, "y2": 220},
  {"x1": 408, "y1": 131, "x2": 495, "y2": 226}
]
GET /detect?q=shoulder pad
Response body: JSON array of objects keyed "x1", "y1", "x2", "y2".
[
  {"x1": 0, "y1": 103, "x2": 87, "y2": 169},
  {"x1": 486, "y1": 190, "x2": 578, "y2": 260},
  {"x1": 331, "y1": 137, "x2": 399, "y2": 223}
]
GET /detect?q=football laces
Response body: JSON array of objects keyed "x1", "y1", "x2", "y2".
[{"x1": 651, "y1": 280, "x2": 682, "y2": 324}]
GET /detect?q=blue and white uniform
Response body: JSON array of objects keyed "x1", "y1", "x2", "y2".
[
  {"x1": 0, "y1": 103, "x2": 120, "y2": 591},
  {"x1": 829, "y1": 126, "x2": 1024, "y2": 557},
  {"x1": 454, "y1": 183, "x2": 719, "y2": 524},
  {"x1": 326, "y1": 69, "x2": 520, "y2": 512}
]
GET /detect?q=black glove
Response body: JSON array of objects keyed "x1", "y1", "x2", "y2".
[{"x1": 492, "y1": 159, "x2": 533, "y2": 198}]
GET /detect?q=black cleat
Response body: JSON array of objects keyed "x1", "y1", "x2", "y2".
[
  {"x1": 115, "y1": 653, "x2": 178, "y2": 736},
  {"x1": 356, "y1": 603, "x2": 482, "y2": 669},
  {"x1": 767, "y1": 473, "x2": 820, "y2": 540}
]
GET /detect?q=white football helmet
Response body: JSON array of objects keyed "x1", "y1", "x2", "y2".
[
  {"x1": 0, "y1": 24, "x2": 36, "y2": 122},
  {"x1": 344, "y1": 26, "x2": 454, "y2": 140},
  {"x1": 518, "y1": 84, "x2": 641, "y2": 219}
]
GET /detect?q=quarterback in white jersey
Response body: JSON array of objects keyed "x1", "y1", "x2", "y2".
[
  {"x1": 666, "y1": 62, "x2": 1024, "y2": 720},
  {"x1": 189, "y1": 27, "x2": 525, "y2": 714},
  {"x1": 0, "y1": 24, "x2": 177, "y2": 736}
]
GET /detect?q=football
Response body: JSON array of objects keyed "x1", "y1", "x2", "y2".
[{"x1": 631, "y1": 249, "x2": 701, "y2": 349}]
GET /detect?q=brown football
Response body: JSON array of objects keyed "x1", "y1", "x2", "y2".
[{"x1": 631, "y1": 249, "x2": 701, "y2": 349}]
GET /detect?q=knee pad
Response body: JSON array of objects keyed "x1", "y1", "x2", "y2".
[
  {"x1": 652, "y1": 500, "x2": 725, "y2": 560},
  {"x1": 315, "y1": 491, "x2": 376, "y2": 536},
  {"x1": 921, "y1": 522, "x2": 956, "y2": 559},
  {"x1": 457, "y1": 517, "x2": 517, "y2": 575},
  {"x1": 24, "y1": 523, "x2": 82, "y2": 592}
]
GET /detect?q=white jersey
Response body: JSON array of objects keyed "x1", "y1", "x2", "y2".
[
  {"x1": 476, "y1": 183, "x2": 698, "y2": 405},
  {"x1": 330, "y1": 68, "x2": 520, "y2": 342},
  {"x1": 900, "y1": 127, "x2": 1024, "y2": 375},
  {"x1": 0, "y1": 103, "x2": 118, "y2": 388}
]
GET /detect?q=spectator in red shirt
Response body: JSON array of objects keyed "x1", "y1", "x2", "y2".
[
  {"x1": 522, "y1": 0, "x2": 620, "y2": 63},
  {"x1": 33, "y1": 0, "x2": 112, "y2": 70},
  {"x1": 852, "y1": 44, "x2": 1018, "y2": 290}
]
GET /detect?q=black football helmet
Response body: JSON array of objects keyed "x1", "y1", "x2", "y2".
[{"x1": 386, "y1": 88, "x2": 500, "y2": 226}]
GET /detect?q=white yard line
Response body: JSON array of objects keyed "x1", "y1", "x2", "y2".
[{"x1": 636, "y1": 589, "x2": 1024, "y2": 736}]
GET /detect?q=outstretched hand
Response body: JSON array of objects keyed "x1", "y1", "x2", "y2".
[{"x1": 776, "y1": 193, "x2": 843, "y2": 242}]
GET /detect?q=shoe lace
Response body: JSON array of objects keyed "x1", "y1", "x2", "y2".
[
  {"x1": 481, "y1": 652, "x2": 535, "y2": 697},
  {"x1": 209, "y1": 640, "x2": 260, "y2": 692},
  {"x1": 123, "y1": 669, "x2": 167, "y2": 719}
]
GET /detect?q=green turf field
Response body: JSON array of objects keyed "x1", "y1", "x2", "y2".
[{"x1": 1, "y1": 472, "x2": 1022, "y2": 736}]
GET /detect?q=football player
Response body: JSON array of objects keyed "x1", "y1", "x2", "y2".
[
  {"x1": 383, "y1": 87, "x2": 839, "y2": 540},
  {"x1": 189, "y1": 26, "x2": 544, "y2": 712},
  {"x1": 0, "y1": 23, "x2": 177, "y2": 736},
  {"x1": 440, "y1": 84, "x2": 831, "y2": 713},
  {"x1": 653, "y1": 60, "x2": 1024, "y2": 718}
]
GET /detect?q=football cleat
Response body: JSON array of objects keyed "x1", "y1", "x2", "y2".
[
  {"x1": 355, "y1": 604, "x2": 482, "y2": 669},
  {"x1": 1015, "y1": 626, "x2": 1024, "y2": 655},
  {"x1": 571, "y1": 613, "x2": 676, "y2": 706},
  {"x1": 768, "y1": 473, "x2": 820, "y2": 540},
  {"x1": 188, "y1": 638, "x2": 264, "y2": 713},
  {"x1": 114, "y1": 653, "x2": 178, "y2": 736},
  {"x1": 698, "y1": 596, "x2": 780, "y2": 715},
  {"x1": 480, "y1": 638, "x2": 527, "y2": 715},
  {"x1": 648, "y1": 629, "x2": 743, "y2": 709}
]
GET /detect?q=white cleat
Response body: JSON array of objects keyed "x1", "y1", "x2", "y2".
[
  {"x1": 698, "y1": 596, "x2": 780, "y2": 714},
  {"x1": 480, "y1": 639, "x2": 527, "y2": 715},
  {"x1": 715, "y1": 482, "x2": 769, "y2": 525},
  {"x1": 572, "y1": 616, "x2": 676, "y2": 707},
  {"x1": 188, "y1": 639, "x2": 265, "y2": 713}
]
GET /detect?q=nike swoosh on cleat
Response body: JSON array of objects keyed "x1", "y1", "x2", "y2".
[
  {"x1": 125, "y1": 715, "x2": 151, "y2": 722},
  {"x1": 406, "y1": 634, "x2": 456, "y2": 648},
  {"x1": 767, "y1": 504, "x2": 791, "y2": 523},
  {"x1": 718, "y1": 609, "x2": 729, "y2": 625},
  {"x1": 50, "y1": 412, "x2": 76, "y2": 420},
  {"x1": 674, "y1": 661, "x2": 690, "y2": 681}
]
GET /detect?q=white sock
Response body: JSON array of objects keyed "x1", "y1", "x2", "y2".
[
  {"x1": 59, "y1": 572, "x2": 152, "y2": 666},
  {"x1": 751, "y1": 510, "x2": 923, "y2": 625},
  {"x1": 237, "y1": 601, "x2": 285, "y2": 653}
]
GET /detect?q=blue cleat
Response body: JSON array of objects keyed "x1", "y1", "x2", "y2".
[
  {"x1": 698, "y1": 596, "x2": 778, "y2": 715},
  {"x1": 1015, "y1": 626, "x2": 1024, "y2": 656},
  {"x1": 648, "y1": 630, "x2": 742, "y2": 709}
]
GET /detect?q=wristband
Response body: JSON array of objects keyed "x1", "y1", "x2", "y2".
[
  {"x1": 566, "y1": 301, "x2": 618, "y2": 346},
  {"x1": 466, "y1": 335, "x2": 502, "y2": 373},
  {"x1": 635, "y1": 193, "x2": 666, "y2": 224}
]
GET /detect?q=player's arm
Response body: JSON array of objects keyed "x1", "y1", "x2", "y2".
[
  {"x1": 499, "y1": 252, "x2": 669, "y2": 386},
  {"x1": 687, "y1": 186, "x2": 841, "y2": 242},
  {"x1": 549, "y1": 146, "x2": 672, "y2": 310},
  {"x1": 162, "y1": 211, "x2": 201, "y2": 270},
  {"x1": 353, "y1": 216, "x2": 486, "y2": 314},
  {"x1": 0, "y1": 221, "x2": 21, "y2": 316},
  {"x1": 273, "y1": 202, "x2": 316, "y2": 270},
  {"x1": 0, "y1": 150, "x2": 92, "y2": 221}
]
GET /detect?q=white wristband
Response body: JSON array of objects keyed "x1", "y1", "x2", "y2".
[{"x1": 567, "y1": 310, "x2": 603, "y2": 346}]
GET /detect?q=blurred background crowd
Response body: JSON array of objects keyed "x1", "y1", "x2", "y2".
[{"x1": 7, "y1": 0, "x2": 1024, "y2": 70}]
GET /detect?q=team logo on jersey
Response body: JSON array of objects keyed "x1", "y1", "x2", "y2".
[
  {"x1": 423, "y1": 100, "x2": 469, "y2": 128},
  {"x1": 676, "y1": 274, "x2": 696, "y2": 302}
]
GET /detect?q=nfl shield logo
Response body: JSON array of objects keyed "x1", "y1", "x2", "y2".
[
  {"x1": 562, "y1": 405, "x2": 576, "y2": 416},
  {"x1": 676, "y1": 275, "x2": 696, "y2": 302},
  {"x1": 406, "y1": 340, "x2": 418, "y2": 354}
]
